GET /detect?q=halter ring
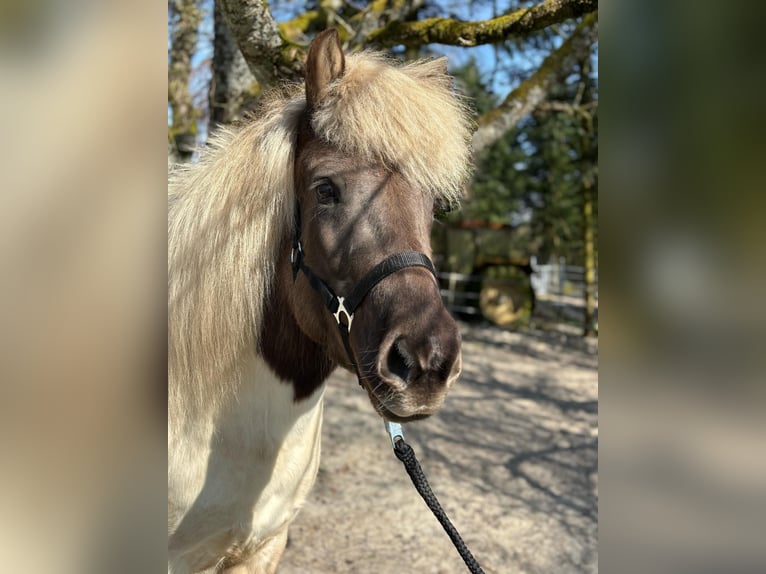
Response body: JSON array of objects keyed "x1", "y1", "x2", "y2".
[{"x1": 332, "y1": 296, "x2": 354, "y2": 331}]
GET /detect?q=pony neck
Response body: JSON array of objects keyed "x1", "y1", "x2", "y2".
[{"x1": 259, "y1": 237, "x2": 336, "y2": 401}]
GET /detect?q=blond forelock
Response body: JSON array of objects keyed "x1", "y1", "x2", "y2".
[{"x1": 311, "y1": 52, "x2": 474, "y2": 205}]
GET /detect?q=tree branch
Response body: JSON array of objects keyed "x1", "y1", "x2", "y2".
[
  {"x1": 278, "y1": 11, "x2": 322, "y2": 42},
  {"x1": 368, "y1": 0, "x2": 597, "y2": 48},
  {"x1": 217, "y1": 0, "x2": 305, "y2": 86},
  {"x1": 537, "y1": 100, "x2": 598, "y2": 115},
  {"x1": 349, "y1": 0, "x2": 424, "y2": 48},
  {"x1": 472, "y1": 12, "x2": 598, "y2": 155}
]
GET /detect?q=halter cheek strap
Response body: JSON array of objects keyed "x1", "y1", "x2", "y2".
[{"x1": 291, "y1": 202, "x2": 436, "y2": 374}]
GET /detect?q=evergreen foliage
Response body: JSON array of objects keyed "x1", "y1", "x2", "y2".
[{"x1": 452, "y1": 57, "x2": 598, "y2": 266}]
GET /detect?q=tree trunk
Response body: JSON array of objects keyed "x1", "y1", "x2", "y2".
[
  {"x1": 217, "y1": 0, "x2": 304, "y2": 86},
  {"x1": 578, "y1": 57, "x2": 597, "y2": 337},
  {"x1": 582, "y1": 177, "x2": 596, "y2": 336},
  {"x1": 209, "y1": 3, "x2": 258, "y2": 129},
  {"x1": 168, "y1": 0, "x2": 202, "y2": 162}
]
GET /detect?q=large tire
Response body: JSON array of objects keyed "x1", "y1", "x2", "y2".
[{"x1": 479, "y1": 267, "x2": 534, "y2": 328}]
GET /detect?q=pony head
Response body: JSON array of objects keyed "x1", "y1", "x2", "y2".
[{"x1": 289, "y1": 30, "x2": 472, "y2": 421}]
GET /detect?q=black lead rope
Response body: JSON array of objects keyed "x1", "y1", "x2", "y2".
[
  {"x1": 386, "y1": 422, "x2": 487, "y2": 574},
  {"x1": 292, "y1": 202, "x2": 486, "y2": 574}
]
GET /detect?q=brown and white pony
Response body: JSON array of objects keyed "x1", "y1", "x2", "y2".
[{"x1": 168, "y1": 30, "x2": 472, "y2": 573}]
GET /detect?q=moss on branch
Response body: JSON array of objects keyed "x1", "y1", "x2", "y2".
[
  {"x1": 278, "y1": 11, "x2": 322, "y2": 41},
  {"x1": 368, "y1": 0, "x2": 597, "y2": 47}
]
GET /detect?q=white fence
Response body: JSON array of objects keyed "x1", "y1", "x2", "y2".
[{"x1": 529, "y1": 256, "x2": 598, "y2": 300}]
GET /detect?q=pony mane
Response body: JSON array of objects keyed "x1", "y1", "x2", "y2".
[
  {"x1": 168, "y1": 52, "x2": 472, "y2": 416},
  {"x1": 168, "y1": 92, "x2": 304, "y2": 415}
]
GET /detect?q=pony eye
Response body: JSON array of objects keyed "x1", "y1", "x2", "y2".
[
  {"x1": 314, "y1": 180, "x2": 340, "y2": 204},
  {"x1": 433, "y1": 198, "x2": 454, "y2": 216}
]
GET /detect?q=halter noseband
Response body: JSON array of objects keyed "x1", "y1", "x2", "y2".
[{"x1": 290, "y1": 202, "x2": 436, "y2": 375}]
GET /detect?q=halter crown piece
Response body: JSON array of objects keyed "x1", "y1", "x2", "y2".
[{"x1": 290, "y1": 201, "x2": 436, "y2": 375}]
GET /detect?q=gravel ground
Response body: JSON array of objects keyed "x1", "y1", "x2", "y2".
[{"x1": 279, "y1": 322, "x2": 598, "y2": 574}]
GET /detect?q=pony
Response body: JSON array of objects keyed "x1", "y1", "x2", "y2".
[{"x1": 168, "y1": 29, "x2": 473, "y2": 573}]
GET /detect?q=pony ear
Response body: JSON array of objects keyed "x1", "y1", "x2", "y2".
[{"x1": 305, "y1": 29, "x2": 345, "y2": 111}]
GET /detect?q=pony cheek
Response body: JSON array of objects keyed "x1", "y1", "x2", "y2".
[{"x1": 289, "y1": 280, "x2": 337, "y2": 348}]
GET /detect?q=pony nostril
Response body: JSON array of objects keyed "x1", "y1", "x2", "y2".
[{"x1": 386, "y1": 340, "x2": 413, "y2": 383}]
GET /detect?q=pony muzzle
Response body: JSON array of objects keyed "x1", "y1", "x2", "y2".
[{"x1": 371, "y1": 327, "x2": 462, "y2": 420}]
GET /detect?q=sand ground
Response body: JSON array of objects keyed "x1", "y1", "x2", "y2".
[{"x1": 279, "y1": 322, "x2": 598, "y2": 574}]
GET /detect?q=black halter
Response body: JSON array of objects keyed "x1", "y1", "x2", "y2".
[{"x1": 290, "y1": 202, "x2": 436, "y2": 375}]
